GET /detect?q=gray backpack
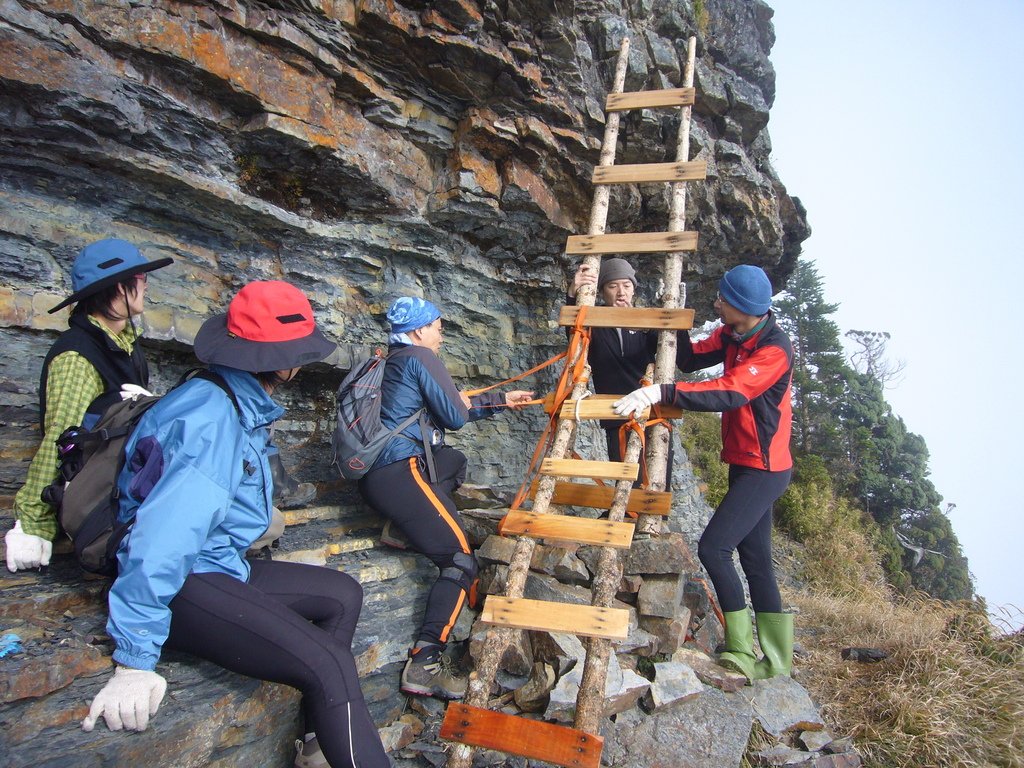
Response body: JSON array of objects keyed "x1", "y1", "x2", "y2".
[{"x1": 331, "y1": 351, "x2": 431, "y2": 480}]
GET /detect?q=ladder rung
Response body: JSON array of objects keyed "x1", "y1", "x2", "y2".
[
  {"x1": 541, "y1": 458, "x2": 638, "y2": 482},
  {"x1": 557, "y1": 394, "x2": 683, "y2": 421},
  {"x1": 593, "y1": 160, "x2": 707, "y2": 185},
  {"x1": 559, "y1": 397, "x2": 647, "y2": 421},
  {"x1": 501, "y1": 510, "x2": 635, "y2": 549},
  {"x1": 558, "y1": 305, "x2": 694, "y2": 331},
  {"x1": 606, "y1": 87, "x2": 695, "y2": 112},
  {"x1": 441, "y1": 703, "x2": 603, "y2": 768},
  {"x1": 542, "y1": 393, "x2": 683, "y2": 420},
  {"x1": 565, "y1": 231, "x2": 698, "y2": 255},
  {"x1": 530, "y1": 479, "x2": 672, "y2": 517},
  {"x1": 480, "y1": 596, "x2": 631, "y2": 640}
]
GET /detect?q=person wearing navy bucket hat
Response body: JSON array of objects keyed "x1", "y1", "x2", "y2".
[
  {"x1": 614, "y1": 264, "x2": 796, "y2": 683},
  {"x1": 5, "y1": 238, "x2": 171, "y2": 573},
  {"x1": 80, "y1": 281, "x2": 390, "y2": 768}
]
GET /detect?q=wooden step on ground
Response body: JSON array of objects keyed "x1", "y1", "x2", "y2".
[{"x1": 441, "y1": 703, "x2": 602, "y2": 768}]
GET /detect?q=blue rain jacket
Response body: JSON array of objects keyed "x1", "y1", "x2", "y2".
[
  {"x1": 371, "y1": 343, "x2": 505, "y2": 470},
  {"x1": 106, "y1": 365, "x2": 283, "y2": 670}
]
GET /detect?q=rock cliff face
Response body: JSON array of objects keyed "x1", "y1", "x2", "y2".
[{"x1": 0, "y1": 0, "x2": 810, "y2": 765}]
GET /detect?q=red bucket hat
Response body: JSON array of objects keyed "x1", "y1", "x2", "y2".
[{"x1": 193, "y1": 281, "x2": 336, "y2": 372}]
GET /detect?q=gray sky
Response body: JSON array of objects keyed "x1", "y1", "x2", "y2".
[{"x1": 766, "y1": 0, "x2": 1024, "y2": 627}]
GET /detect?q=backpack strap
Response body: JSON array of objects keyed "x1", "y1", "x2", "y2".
[
  {"x1": 391, "y1": 408, "x2": 438, "y2": 483},
  {"x1": 418, "y1": 412, "x2": 438, "y2": 484},
  {"x1": 180, "y1": 368, "x2": 242, "y2": 415}
]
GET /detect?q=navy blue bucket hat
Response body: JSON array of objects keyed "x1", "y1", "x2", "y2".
[{"x1": 49, "y1": 238, "x2": 172, "y2": 314}]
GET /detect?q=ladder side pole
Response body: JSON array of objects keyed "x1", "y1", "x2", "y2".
[
  {"x1": 638, "y1": 35, "x2": 697, "y2": 535},
  {"x1": 447, "y1": 37, "x2": 633, "y2": 768}
]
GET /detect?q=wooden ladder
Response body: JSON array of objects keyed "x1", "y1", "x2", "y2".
[{"x1": 442, "y1": 36, "x2": 702, "y2": 768}]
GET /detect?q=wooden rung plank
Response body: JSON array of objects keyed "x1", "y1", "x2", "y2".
[
  {"x1": 544, "y1": 393, "x2": 683, "y2": 420},
  {"x1": 558, "y1": 305, "x2": 694, "y2": 331},
  {"x1": 565, "y1": 231, "x2": 698, "y2": 255},
  {"x1": 530, "y1": 479, "x2": 672, "y2": 517},
  {"x1": 480, "y1": 596, "x2": 631, "y2": 640},
  {"x1": 606, "y1": 87, "x2": 695, "y2": 112},
  {"x1": 593, "y1": 160, "x2": 707, "y2": 185},
  {"x1": 559, "y1": 397, "x2": 647, "y2": 421},
  {"x1": 441, "y1": 703, "x2": 603, "y2": 768},
  {"x1": 501, "y1": 510, "x2": 635, "y2": 549},
  {"x1": 541, "y1": 458, "x2": 638, "y2": 482}
]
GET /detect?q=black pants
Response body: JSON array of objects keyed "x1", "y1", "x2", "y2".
[
  {"x1": 604, "y1": 425, "x2": 675, "y2": 485},
  {"x1": 165, "y1": 559, "x2": 389, "y2": 768},
  {"x1": 697, "y1": 464, "x2": 792, "y2": 614},
  {"x1": 359, "y1": 446, "x2": 473, "y2": 649}
]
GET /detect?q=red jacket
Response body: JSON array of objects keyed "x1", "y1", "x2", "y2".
[{"x1": 663, "y1": 313, "x2": 793, "y2": 471}]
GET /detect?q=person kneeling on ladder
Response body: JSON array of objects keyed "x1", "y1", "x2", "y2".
[
  {"x1": 614, "y1": 265, "x2": 795, "y2": 683},
  {"x1": 357, "y1": 297, "x2": 533, "y2": 699}
]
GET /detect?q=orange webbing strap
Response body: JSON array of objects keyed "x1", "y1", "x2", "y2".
[
  {"x1": 463, "y1": 350, "x2": 568, "y2": 398},
  {"x1": 505, "y1": 308, "x2": 591, "y2": 515}
]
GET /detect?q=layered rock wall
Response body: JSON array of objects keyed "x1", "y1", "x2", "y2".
[{"x1": 0, "y1": 0, "x2": 809, "y2": 765}]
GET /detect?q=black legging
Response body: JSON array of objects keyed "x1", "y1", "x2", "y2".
[
  {"x1": 165, "y1": 559, "x2": 389, "y2": 768},
  {"x1": 697, "y1": 464, "x2": 792, "y2": 614},
  {"x1": 359, "y1": 446, "x2": 474, "y2": 649},
  {"x1": 604, "y1": 424, "x2": 675, "y2": 484}
]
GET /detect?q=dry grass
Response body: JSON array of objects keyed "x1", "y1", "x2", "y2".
[{"x1": 790, "y1": 586, "x2": 1024, "y2": 767}]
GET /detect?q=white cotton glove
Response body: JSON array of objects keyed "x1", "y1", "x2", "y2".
[
  {"x1": 612, "y1": 384, "x2": 663, "y2": 419},
  {"x1": 82, "y1": 666, "x2": 168, "y2": 732},
  {"x1": 119, "y1": 383, "x2": 153, "y2": 401},
  {"x1": 5, "y1": 520, "x2": 52, "y2": 572}
]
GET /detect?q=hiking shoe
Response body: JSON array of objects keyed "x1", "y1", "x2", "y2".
[
  {"x1": 294, "y1": 737, "x2": 329, "y2": 768},
  {"x1": 400, "y1": 650, "x2": 467, "y2": 699}
]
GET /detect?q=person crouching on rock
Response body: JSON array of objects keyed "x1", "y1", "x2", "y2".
[
  {"x1": 357, "y1": 296, "x2": 533, "y2": 700},
  {"x1": 6, "y1": 238, "x2": 171, "y2": 573},
  {"x1": 81, "y1": 281, "x2": 390, "y2": 768}
]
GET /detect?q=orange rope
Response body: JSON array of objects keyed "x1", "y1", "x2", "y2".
[{"x1": 507, "y1": 307, "x2": 591, "y2": 513}]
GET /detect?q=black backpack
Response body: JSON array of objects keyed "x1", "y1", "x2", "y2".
[
  {"x1": 331, "y1": 350, "x2": 433, "y2": 480},
  {"x1": 44, "y1": 369, "x2": 238, "y2": 576}
]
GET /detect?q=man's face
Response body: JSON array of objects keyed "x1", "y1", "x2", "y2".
[
  {"x1": 714, "y1": 293, "x2": 747, "y2": 327},
  {"x1": 601, "y1": 278, "x2": 635, "y2": 308}
]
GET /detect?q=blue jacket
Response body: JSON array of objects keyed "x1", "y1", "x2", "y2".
[
  {"x1": 371, "y1": 343, "x2": 505, "y2": 470},
  {"x1": 106, "y1": 365, "x2": 283, "y2": 670}
]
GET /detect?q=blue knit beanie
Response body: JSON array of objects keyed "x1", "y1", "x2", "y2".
[
  {"x1": 387, "y1": 296, "x2": 441, "y2": 334},
  {"x1": 718, "y1": 265, "x2": 772, "y2": 316}
]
